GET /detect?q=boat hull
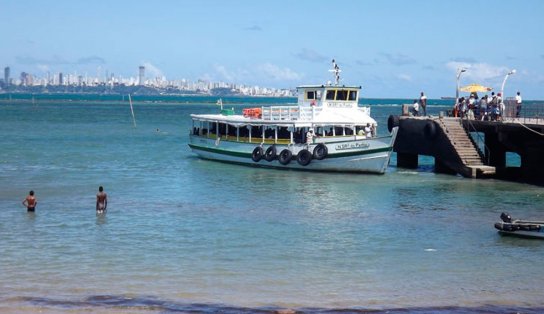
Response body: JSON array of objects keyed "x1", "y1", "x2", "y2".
[
  {"x1": 188, "y1": 129, "x2": 397, "y2": 174},
  {"x1": 497, "y1": 230, "x2": 544, "y2": 239}
]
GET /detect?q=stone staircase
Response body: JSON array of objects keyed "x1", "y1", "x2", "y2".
[{"x1": 436, "y1": 117, "x2": 496, "y2": 177}]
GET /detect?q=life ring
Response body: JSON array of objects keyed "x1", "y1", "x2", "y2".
[
  {"x1": 297, "y1": 149, "x2": 312, "y2": 166},
  {"x1": 312, "y1": 143, "x2": 328, "y2": 160},
  {"x1": 264, "y1": 145, "x2": 277, "y2": 162},
  {"x1": 278, "y1": 149, "x2": 293, "y2": 165},
  {"x1": 310, "y1": 100, "x2": 316, "y2": 106},
  {"x1": 251, "y1": 146, "x2": 264, "y2": 162}
]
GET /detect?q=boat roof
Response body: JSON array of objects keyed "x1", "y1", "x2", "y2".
[{"x1": 297, "y1": 85, "x2": 361, "y2": 90}]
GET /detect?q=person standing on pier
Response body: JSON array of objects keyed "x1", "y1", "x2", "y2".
[
  {"x1": 412, "y1": 99, "x2": 419, "y2": 116},
  {"x1": 419, "y1": 92, "x2": 427, "y2": 116},
  {"x1": 515, "y1": 91, "x2": 522, "y2": 117}
]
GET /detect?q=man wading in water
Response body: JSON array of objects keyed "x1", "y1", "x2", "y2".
[
  {"x1": 22, "y1": 190, "x2": 37, "y2": 212},
  {"x1": 96, "y1": 186, "x2": 108, "y2": 214}
]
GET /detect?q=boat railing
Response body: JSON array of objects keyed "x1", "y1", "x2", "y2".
[{"x1": 261, "y1": 106, "x2": 323, "y2": 121}]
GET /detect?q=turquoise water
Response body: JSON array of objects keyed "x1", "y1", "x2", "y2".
[{"x1": 0, "y1": 98, "x2": 543, "y2": 313}]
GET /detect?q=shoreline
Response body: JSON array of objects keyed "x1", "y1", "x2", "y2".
[{"x1": 2, "y1": 294, "x2": 544, "y2": 314}]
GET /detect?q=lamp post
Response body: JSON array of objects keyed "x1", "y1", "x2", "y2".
[
  {"x1": 456, "y1": 67, "x2": 467, "y2": 101},
  {"x1": 500, "y1": 69, "x2": 516, "y2": 100}
]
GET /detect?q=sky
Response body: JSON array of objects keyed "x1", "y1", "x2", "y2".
[{"x1": 1, "y1": 0, "x2": 543, "y2": 99}]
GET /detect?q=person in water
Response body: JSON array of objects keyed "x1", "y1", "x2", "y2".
[
  {"x1": 22, "y1": 190, "x2": 37, "y2": 212},
  {"x1": 96, "y1": 186, "x2": 108, "y2": 214}
]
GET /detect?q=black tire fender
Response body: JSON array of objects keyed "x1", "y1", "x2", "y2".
[
  {"x1": 264, "y1": 145, "x2": 277, "y2": 162},
  {"x1": 278, "y1": 149, "x2": 293, "y2": 165},
  {"x1": 252, "y1": 146, "x2": 264, "y2": 162},
  {"x1": 312, "y1": 143, "x2": 328, "y2": 160},
  {"x1": 424, "y1": 121, "x2": 437, "y2": 139},
  {"x1": 387, "y1": 115, "x2": 400, "y2": 133},
  {"x1": 297, "y1": 149, "x2": 312, "y2": 166}
]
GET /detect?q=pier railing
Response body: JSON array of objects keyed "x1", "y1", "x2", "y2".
[{"x1": 503, "y1": 100, "x2": 544, "y2": 124}]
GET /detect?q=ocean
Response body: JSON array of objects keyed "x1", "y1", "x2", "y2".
[{"x1": 0, "y1": 96, "x2": 543, "y2": 314}]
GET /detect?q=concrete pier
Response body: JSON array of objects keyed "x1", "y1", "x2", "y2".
[{"x1": 389, "y1": 115, "x2": 544, "y2": 185}]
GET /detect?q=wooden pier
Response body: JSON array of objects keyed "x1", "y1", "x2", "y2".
[{"x1": 389, "y1": 115, "x2": 544, "y2": 185}]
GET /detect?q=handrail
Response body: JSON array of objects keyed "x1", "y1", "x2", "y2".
[{"x1": 463, "y1": 116, "x2": 491, "y2": 165}]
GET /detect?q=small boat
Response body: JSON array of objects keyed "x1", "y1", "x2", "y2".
[
  {"x1": 188, "y1": 60, "x2": 399, "y2": 174},
  {"x1": 494, "y1": 212, "x2": 544, "y2": 239}
]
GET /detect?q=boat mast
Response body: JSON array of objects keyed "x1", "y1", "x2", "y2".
[{"x1": 329, "y1": 59, "x2": 341, "y2": 86}]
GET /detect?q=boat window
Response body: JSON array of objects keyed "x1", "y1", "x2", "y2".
[
  {"x1": 336, "y1": 90, "x2": 348, "y2": 101},
  {"x1": 348, "y1": 90, "x2": 358, "y2": 101},
  {"x1": 326, "y1": 90, "x2": 336, "y2": 100},
  {"x1": 306, "y1": 91, "x2": 316, "y2": 100}
]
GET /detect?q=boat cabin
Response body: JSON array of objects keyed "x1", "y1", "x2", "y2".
[{"x1": 297, "y1": 85, "x2": 361, "y2": 109}]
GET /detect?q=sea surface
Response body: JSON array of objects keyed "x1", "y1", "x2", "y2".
[{"x1": 0, "y1": 96, "x2": 543, "y2": 314}]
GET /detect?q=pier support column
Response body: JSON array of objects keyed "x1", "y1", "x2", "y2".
[
  {"x1": 397, "y1": 152, "x2": 418, "y2": 169},
  {"x1": 521, "y1": 144, "x2": 544, "y2": 184},
  {"x1": 485, "y1": 132, "x2": 506, "y2": 168}
]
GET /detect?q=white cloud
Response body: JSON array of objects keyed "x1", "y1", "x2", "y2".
[
  {"x1": 294, "y1": 48, "x2": 328, "y2": 63},
  {"x1": 396, "y1": 73, "x2": 412, "y2": 81},
  {"x1": 257, "y1": 63, "x2": 302, "y2": 81},
  {"x1": 212, "y1": 63, "x2": 302, "y2": 84},
  {"x1": 37, "y1": 64, "x2": 50, "y2": 72},
  {"x1": 446, "y1": 61, "x2": 511, "y2": 83},
  {"x1": 142, "y1": 62, "x2": 163, "y2": 78},
  {"x1": 214, "y1": 65, "x2": 235, "y2": 82}
]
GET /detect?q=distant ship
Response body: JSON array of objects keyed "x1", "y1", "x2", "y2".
[{"x1": 441, "y1": 96, "x2": 455, "y2": 100}]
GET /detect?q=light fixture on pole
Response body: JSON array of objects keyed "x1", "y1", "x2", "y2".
[
  {"x1": 500, "y1": 69, "x2": 516, "y2": 100},
  {"x1": 456, "y1": 67, "x2": 467, "y2": 101}
]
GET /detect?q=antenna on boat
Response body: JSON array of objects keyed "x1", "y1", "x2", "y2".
[
  {"x1": 329, "y1": 59, "x2": 341, "y2": 86},
  {"x1": 128, "y1": 94, "x2": 137, "y2": 128}
]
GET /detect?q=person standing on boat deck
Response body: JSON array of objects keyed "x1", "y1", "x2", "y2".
[
  {"x1": 419, "y1": 92, "x2": 427, "y2": 116},
  {"x1": 22, "y1": 190, "x2": 37, "y2": 212},
  {"x1": 96, "y1": 186, "x2": 108, "y2": 214},
  {"x1": 306, "y1": 128, "x2": 317, "y2": 148},
  {"x1": 364, "y1": 123, "x2": 372, "y2": 137},
  {"x1": 515, "y1": 91, "x2": 522, "y2": 117}
]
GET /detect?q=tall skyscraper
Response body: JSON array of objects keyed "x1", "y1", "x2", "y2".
[
  {"x1": 138, "y1": 66, "x2": 145, "y2": 85},
  {"x1": 59, "y1": 73, "x2": 64, "y2": 85},
  {"x1": 4, "y1": 66, "x2": 10, "y2": 86}
]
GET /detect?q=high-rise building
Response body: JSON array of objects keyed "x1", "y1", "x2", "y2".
[
  {"x1": 138, "y1": 66, "x2": 145, "y2": 85},
  {"x1": 4, "y1": 66, "x2": 10, "y2": 86},
  {"x1": 59, "y1": 73, "x2": 64, "y2": 85}
]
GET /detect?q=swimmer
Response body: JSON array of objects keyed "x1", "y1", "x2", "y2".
[
  {"x1": 22, "y1": 190, "x2": 37, "y2": 212},
  {"x1": 96, "y1": 186, "x2": 108, "y2": 214}
]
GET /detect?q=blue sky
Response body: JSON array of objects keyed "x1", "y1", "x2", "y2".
[{"x1": 1, "y1": 0, "x2": 543, "y2": 99}]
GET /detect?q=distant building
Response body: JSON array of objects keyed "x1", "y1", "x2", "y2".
[
  {"x1": 4, "y1": 66, "x2": 10, "y2": 86},
  {"x1": 138, "y1": 66, "x2": 145, "y2": 85},
  {"x1": 59, "y1": 73, "x2": 64, "y2": 85},
  {"x1": 20, "y1": 72, "x2": 32, "y2": 86}
]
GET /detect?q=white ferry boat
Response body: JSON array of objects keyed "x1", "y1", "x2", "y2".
[{"x1": 188, "y1": 60, "x2": 398, "y2": 174}]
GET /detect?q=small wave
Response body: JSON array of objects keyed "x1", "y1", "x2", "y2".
[{"x1": 14, "y1": 295, "x2": 544, "y2": 314}]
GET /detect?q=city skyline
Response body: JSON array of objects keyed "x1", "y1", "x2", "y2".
[
  {"x1": 1, "y1": 0, "x2": 543, "y2": 99},
  {"x1": 1, "y1": 64, "x2": 294, "y2": 97}
]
